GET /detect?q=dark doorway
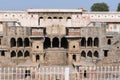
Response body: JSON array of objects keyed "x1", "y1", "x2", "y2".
[
  {"x1": 44, "y1": 37, "x2": 51, "y2": 49},
  {"x1": 10, "y1": 38, "x2": 16, "y2": 47},
  {"x1": 94, "y1": 37, "x2": 99, "y2": 47},
  {"x1": 81, "y1": 37, "x2": 86, "y2": 47},
  {"x1": 87, "y1": 51, "x2": 92, "y2": 58},
  {"x1": 11, "y1": 51, "x2": 16, "y2": 58},
  {"x1": 73, "y1": 54, "x2": 76, "y2": 61},
  {"x1": 87, "y1": 37, "x2": 92, "y2": 46},
  {"x1": 52, "y1": 37, "x2": 59, "y2": 47},
  {"x1": 36, "y1": 55, "x2": 40, "y2": 62},
  {"x1": 1, "y1": 51, "x2": 5, "y2": 56},
  {"x1": 24, "y1": 51, "x2": 30, "y2": 57},
  {"x1": 104, "y1": 50, "x2": 108, "y2": 57},
  {"x1": 107, "y1": 39, "x2": 111, "y2": 45},
  {"x1": 17, "y1": 51, "x2": 23, "y2": 57},
  {"x1": 61, "y1": 37, "x2": 68, "y2": 48},
  {"x1": 81, "y1": 51, "x2": 86, "y2": 58},
  {"x1": 94, "y1": 51, "x2": 99, "y2": 58},
  {"x1": 17, "y1": 38, "x2": 23, "y2": 47},
  {"x1": 24, "y1": 38, "x2": 30, "y2": 47},
  {"x1": 84, "y1": 70, "x2": 87, "y2": 78}
]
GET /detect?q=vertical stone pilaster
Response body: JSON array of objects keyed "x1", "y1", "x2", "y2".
[
  {"x1": 40, "y1": 54, "x2": 44, "y2": 63},
  {"x1": 76, "y1": 54, "x2": 80, "y2": 62},
  {"x1": 32, "y1": 54, "x2": 36, "y2": 62},
  {"x1": 68, "y1": 54, "x2": 72, "y2": 64}
]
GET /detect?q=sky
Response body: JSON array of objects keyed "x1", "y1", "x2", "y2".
[{"x1": 0, "y1": 0, "x2": 119, "y2": 11}]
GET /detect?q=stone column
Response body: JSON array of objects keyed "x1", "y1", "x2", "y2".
[
  {"x1": 76, "y1": 54, "x2": 80, "y2": 62},
  {"x1": 51, "y1": 42, "x2": 52, "y2": 48},
  {"x1": 32, "y1": 54, "x2": 36, "y2": 62},
  {"x1": 40, "y1": 54, "x2": 44, "y2": 63},
  {"x1": 59, "y1": 40, "x2": 61, "y2": 48},
  {"x1": 68, "y1": 54, "x2": 72, "y2": 64}
]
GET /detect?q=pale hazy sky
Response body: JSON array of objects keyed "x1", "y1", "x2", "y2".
[{"x1": 0, "y1": 0, "x2": 119, "y2": 11}]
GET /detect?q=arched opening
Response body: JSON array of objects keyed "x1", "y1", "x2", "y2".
[
  {"x1": 107, "y1": 39, "x2": 111, "y2": 45},
  {"x1": 17, "y1": 51, "x2": 23, "y2": 57},
  {"x1": 53, "y1": 17, "x2": 57, "y2": 19},
  {"x1": 44, "y1": 37, "x2": 51, "y2": 49},
  {"x1": 17, "y1": 38, "x2": 23, "y2": 47},
  {"x1": 61, "y1": 37, "x2": 68, "y2": 48},
  {"x1": 36, "y1": 55, "x2": 40, "y2": 62},
  {"x1": 87, "y1": 51, "x2": 92, "y2": 58},
  {"x1": 52, "y1": 37, "x2": 59, "y2": 47},
  {"x1": 10, "y1": 38, "x2": 16, "y2": 47},
  {"x1": 94, "y1": 51, "x2": 99, "y2": 58},
  {"x1": 48, "y1": 17, "x2": 52, "y2": 19},
  {"x1": 59, "y1": 17, "x2": 63, "y2": 19},
  {"x1": 24, "y1": 51, "x2": 30, "y2": 57},
  {"x1": 81, "y1": 37, "x2": 86, "y2": 47},
  {"x1": 81, "y1": 51, "x2": 86, "y2": 58},
  {"x1": 67, "y1": 17, "x2": 71, "y2": 19},
  {"x1": 38, "y1": 17, "x2": 43, "y2": 25},
  {"x1": 73, "y1": 54, "x2": 76, "y2": 61},
  {"x1": 94, "y1": 37, "x2": 99, "y2": 47},
  {"x1": 87, "y1": 37, "x2": 92, "y2": 46},
  {"x1": 11, "y1": 51, "x2": 16, "y2": 58},
  {"x1": 24, "y1": 38, "x2": 30, "y2": 47}
]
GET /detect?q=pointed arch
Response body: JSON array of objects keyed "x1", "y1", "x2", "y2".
[
  {"x1": 81, "y1": 51, "x2": 86, "y2": 57},
  {"x1": 17, "y1": 51, "x2": 23, "y2": 57},
  {"x1": 87, "y1": 51, "x2": 92, "y2": 58},
  {"x1": 94, "y1": 51, "x2": 99, "y2": 58},
  {"x1": 24, "y1": 51, "x2": 30, "y2": 57},
  {"x1": 11, "y1": 51, "x2": 16, "y2": 58}
]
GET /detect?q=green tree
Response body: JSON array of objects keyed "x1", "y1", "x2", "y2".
[
  {"x1": 91, "y1": 2, "x2": 109, "y2": 11},
  {"x1": 117, "y1": 3, "x2": 120, "y2": 11}
]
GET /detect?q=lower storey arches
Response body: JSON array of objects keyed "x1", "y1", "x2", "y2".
[
  {"x1": 80, "y1": 50, "x2": 99, "y2": 59},
  {"x1": 10, "y1": 50, "x2": 30, "y2": 58}
]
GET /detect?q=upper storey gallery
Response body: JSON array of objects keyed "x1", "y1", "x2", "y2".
[{"x1": 0, "y1": 9, "x2": 120, "y2": 27}]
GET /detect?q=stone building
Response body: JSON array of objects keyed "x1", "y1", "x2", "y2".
[{"x1": 0, "y1": 9, "x2": 119, "y2": 67}]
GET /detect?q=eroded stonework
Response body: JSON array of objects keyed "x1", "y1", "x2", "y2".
[{"x1": 0, "y1": 9, "x2": 119, "y2": 67}]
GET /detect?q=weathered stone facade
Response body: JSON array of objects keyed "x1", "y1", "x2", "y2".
[{"x1": 0, "y1": 9, "x2": 119, "y2": 67}]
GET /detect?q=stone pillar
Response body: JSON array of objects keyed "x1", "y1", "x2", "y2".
[
  {"x1": 68, "y1": 54, "x2": 72, "y2": 64},
  {"x1": 51, "y1": 38, "x2": 53, "y2": 48},
  {"x1": 32, "y1": 54, "x2": 36, "y2": 62},
  {"x1": 76, "y1": 54, "x2": 80, "y2": 62},
  {"x1": 40, "y1": 54, "x2": 44, "y2": 63},
  {"x1": 59, "y1": 40, "x2": 61, "y2": 48},
  {"x1": 51, "y1": 42, "x2": 52, "y2": 48}
]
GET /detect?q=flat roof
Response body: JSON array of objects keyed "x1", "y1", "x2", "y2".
[{"x1": 27, "y1": 9, "x2": 82, "y2": 13}]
